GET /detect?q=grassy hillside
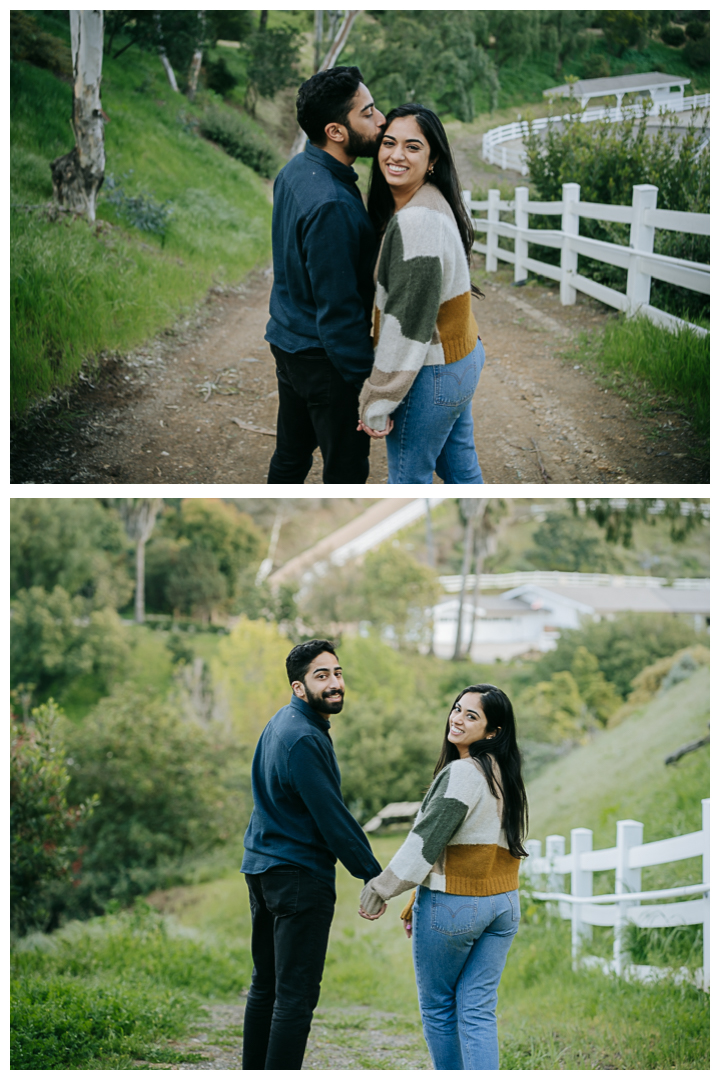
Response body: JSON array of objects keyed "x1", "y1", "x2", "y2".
[{"x1": 11, "y1": 13, "x2": 273, "y2": 415}]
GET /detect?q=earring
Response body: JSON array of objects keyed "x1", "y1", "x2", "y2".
[{"x1": 427, "y1": 164, "x2": 434, "y2": 175}]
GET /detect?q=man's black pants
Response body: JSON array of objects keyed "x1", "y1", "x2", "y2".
[
  {"x1": 242, "y1": 866, "x2": 336, "y2": 1070},
  {"x1": 266, "y1": 345, "x2": 370, "y2": 485}
]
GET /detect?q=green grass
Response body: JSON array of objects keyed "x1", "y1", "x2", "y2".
[
  {"x1": 11, "y1": 23, "x2": 273, "y2": 415},
  {"x1": 570, "y1": 313, "x2": 710, "y2": 442}
]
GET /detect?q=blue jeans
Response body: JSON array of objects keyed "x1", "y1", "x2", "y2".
[
  {"x1": 385, "y1": 340, "x2": 485, "y2": 484},
  {"x1": 412, "y1": 886, "x2": 520, "y2": 1070}
]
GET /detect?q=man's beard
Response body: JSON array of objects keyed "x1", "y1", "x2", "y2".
[
  {"x1": 345, "y1": 120, "x2": 381, "y2": 159},
  {"x1": 304, "y1": 684, "x2": 345, "y2": 714}
]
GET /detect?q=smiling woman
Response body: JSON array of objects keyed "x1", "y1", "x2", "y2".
[{"x1": 359, "y1": 683, "x2": 528, "y2": 1069}]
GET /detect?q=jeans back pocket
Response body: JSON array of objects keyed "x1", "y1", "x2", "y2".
[
  {"x1": 430, "y1": 892, "x2": 478, "y2": 935},
  {"x1": 432, "y1": 347, "x2": 481, "y2": 408}
]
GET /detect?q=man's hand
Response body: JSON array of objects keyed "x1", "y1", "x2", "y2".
[
  {"x1": 358, "y1": 903, "x2": 387, "y2": 920},
  {"x1": 357, "y1": 418, "x2": 394, "y2": 439}
]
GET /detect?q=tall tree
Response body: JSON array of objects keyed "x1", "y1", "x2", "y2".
[
  {"x1": 571, "y1": 499, "x2": 709, "y2": 546},
  {"x1": 109, "y1": 499, "x2": 164, "y2": 623},
  {"x1": 50, "y1": 10, "x2": 105, "y2": 222},
  {"x1": 289, "y1": 10, "x2": 360, "y2": 158},
  {"x1": 187, "y1": 10, "x2": 207, "y2": 101},
  {"x1": 452, "y1": 499, "x2": 488, "y2": 661}
]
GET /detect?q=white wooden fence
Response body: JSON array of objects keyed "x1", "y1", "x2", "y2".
[
  {"x1": 463, "y1": 184, "x2": 709, "y2": 337},
  {"x1": 523, "y1": 799, "x2": 710, "y2": 991},
  {"x1": 482, "y1": 94, "x2": 711, "y2": 174}
]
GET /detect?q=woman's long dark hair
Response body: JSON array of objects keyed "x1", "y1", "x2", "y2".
[
  {"x1": 368, "y1": 103, "x2": 478, "y2": 270},
  {"x1": 434, "y1": 684, "x2": 528, "y2": 859}
]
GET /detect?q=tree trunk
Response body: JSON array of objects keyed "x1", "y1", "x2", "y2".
[
  {"x1": 314, "y1": 9, "x2": 324, "y2": 72},
  {"x1": 51, "y1": 10, "x2": 105, "y2": 222},
  {"x1": 289, "y1": 10, "x2": 360, "y2": 159},
  {"x1": 135, "y1": 536, "x2": 146, "y2": 624},
  {"x1": 452, "y1": 499, "x2": 487, "y2": 661},
  {"x1": 186, "y1": 11, "x2": 206, "y2": 101},
  {"x1": 154, "y1": 13, "x2": 179, "y2": 93},
  {"x1": 464, "y1": 533, "x2": 485, "y2": 661}
]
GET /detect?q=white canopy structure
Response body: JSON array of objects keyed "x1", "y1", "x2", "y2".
[{"x1": 544, "y1": 71, "x2": 690, "y2": 111}]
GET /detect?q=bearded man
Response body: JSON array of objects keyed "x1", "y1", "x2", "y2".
[
  {"x1": 264, "y1": 67, "x2": 386, "y2": 484},
  {"x1": 241, "y1": 639, "x2": 385, "y2": 1070}
]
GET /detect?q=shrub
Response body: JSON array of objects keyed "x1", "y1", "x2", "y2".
[
  {"x1": 583, "y1": 54, "x2": 611, "y2": 79},
  {"x1": 205, "y1": 55, "x2": 239, "y2": 97},
  {"x1": 684, "y1": 19, "x2": 707, "y2": 41},
  {"x1": 199, "y1": 105, "x2": 282, "y2": 178},
  {"x1": 104, "y1": 173, "x2": 173, "y2": 245},
  {"x1": 660, "y1": 24, "x2": 686, "y2": 47},
  {"x1": 11, "y1": 701, "x2": 96, "y2": 935},
  {"x1": 10, "y1": 11, "x2": 72, "y2": 78},
  {"x1": 683, "y1": 35, "x2": 710, "y2": 68}
]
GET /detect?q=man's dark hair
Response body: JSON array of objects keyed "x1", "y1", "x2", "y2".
[
  {"x1": 286, "y1": 639, "x2": 338, "y2": 685},
  {"x1": 296, "y1": 66, "x2": 364, "y2": 145}
]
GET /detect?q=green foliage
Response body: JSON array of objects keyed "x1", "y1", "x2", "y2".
[
  {"x1": 683, "y1": 33, "x2": 710, "y2": 68},
  {"x1": 574, "y1": 497, "x2": 709, "y2": 546},
  {"x1": 533, "y1": 612, "x2": 708, "y2": 700},
  {"x1": 10, "y1": 498, "x2": 133, "y2": 609},
  {"x1": 205, "y1": 56, "x2": 239, "y2": 98},
  {"x1": 661, "y1": 24, "x2": 686, "y2": 47},
  {"x1": 525, "y1": 511, "x2": 623, "y2": 573},
  {"x1": 199, "y1": 103, "x2": 282, "y2": 177},
  {"x1": 244, "y1": 26, "x2": 301, "y2": 115},
  {"x1": 570, "y1": 646, "x2": 622, "y2": 724},
  {"x1": 11, "y1": 586, "x2": 131, "y2": 696},
  {"x1": 104, "y1": 172, "x2": 173, "y2": 243},
  {"x1": 684, "y1": 20, "x2": 708, "y2": 42},
  {"x1": 575, "y1": 315, "x2": 710, "y2": 439},
  {"x1": 11, "y1": 701, "x2": 96, "y2": 936},
  {"x1": 11, "y1": 48, "x2": 272, "y2": 415},
  {"x1": 583, "y1": 53, "x2": 611, "y2": 79},
  {"x1": 167, "y1": 546, "x2": 229, "y2": 618},
  {"x1": 10, "y1": 11, "x2": 72, "y2": 77},
  {"x1": 600, "y1": 12, "x2": 648, "y2": 54},
  {"x1": 523, "y1": 108, "x2": 709, "y2": 323},
  {"x1": 346, "y1": 12, "x2": 498, "y2": 121},
  {"x1": 60, "y1": 689, "x2": 240, "y2": 915},
  {"x1": 517, "y1": 669, "x2": 588, "y2": 743}
]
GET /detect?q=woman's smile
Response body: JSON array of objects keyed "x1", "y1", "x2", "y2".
[{"x1": 377, "y1": 114, "x2": 436, "y2": 209}]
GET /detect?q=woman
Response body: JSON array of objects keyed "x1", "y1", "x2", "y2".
[
  {"x1": 359, "y1": 685, "x2": 528, "y2": 1070},
  {"x1": 357, "y1": 104, "x2": 485, "y2": 484}
]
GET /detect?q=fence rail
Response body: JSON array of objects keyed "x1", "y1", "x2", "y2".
[
  {"x1": 463, "y1": 183, "x2": 709, "y2": 337},
  {"x1": 482, "y1": 94, "x2": 711, "y2": 174},
  {"x1": 523, "y1": 799, "x2": 709, "y2": 991}
]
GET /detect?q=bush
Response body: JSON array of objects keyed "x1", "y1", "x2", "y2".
[
  {"x1": 523, "y1": 108, "x2": 709, "y2": 324},
  {"x1": 10, "y1": 11, "x2": 72, "y2": 78},
  {"x1": 583, "y1": 54, "x2": 611, "y2": 79},
  {"x1": 104, "y1": 173, "x2": 173, "y2": 244},
  {"x1": 683, "y1": 34, "x2": 710, "y2": 68},
  {"x1": 205, "y1": 55, "x2": 239, "y2": 97},
  {"x1": 684, "y1": 19, "x2": 707, "y2": 42},
  {"x1": 58, "y1": 690, "x2": 243, "y2": 917},
  {"x1": 199, "y1": 104, "x2": 282, "y2": 178},
  {"x1": 11, "y1": 702, "x2": 96, "y2": 935},
  {"x1": 660, "y1": 24, "x2": 686, "y2": 47},
  {"x1": 11, "y1": 586, "x2": 131, "y2": 696}
]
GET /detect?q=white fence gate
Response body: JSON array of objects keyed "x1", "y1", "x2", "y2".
[
  {"x1": 463, "y1": 184, "x2": 709, "y2": 337},
  {"x1": 481, "y1": 94, "x2": 711, "y2": 174},
  {"x1": 523, "y1": 798, "x2": 709, "y2": 991}
]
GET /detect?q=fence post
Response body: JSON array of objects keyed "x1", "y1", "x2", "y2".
[
  {"x1": 627, "y1": 183, "x2": 658, "y2": 315},
  {"x1": 571, "y1": 827, "x2": 593, "y2": 968},
  {"x1": 526, "y1": 838, "x2": 542, "y2": 890},
  {"x1": 614, "y1": 819, "x2": 643, "y2": 977},
  {"x1": 702, "y1": 798, "x2": 710, "y2": 991},
  {"x1": 560, "y1": 182, "x2": 580, "y2": 305},
  {"x1": 514, "y1": 186, "x2": 529, "y2": 284},
  {"x1": 486, "y1": 188, "x2": 500, "y2": 273}
]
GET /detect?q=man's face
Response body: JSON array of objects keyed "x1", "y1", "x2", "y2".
[
  {"x1": 293, "y1": 651, "x2": 345, "y2": 716},
  {"x1": 343, "y1": 83, "x2": 386, "y2": 158}
]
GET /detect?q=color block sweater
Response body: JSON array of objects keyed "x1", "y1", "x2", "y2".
[
  {"x1": 357, "y1": 183, "x2": 479, "y2": 430},
  {"x1": 359, "y1": 757, "x2": 520, "y2": 914}
]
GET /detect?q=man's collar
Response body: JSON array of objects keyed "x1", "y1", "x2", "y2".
[
  {"x1": 303, "y1": 141, "x2": 359, "y2": 185},
  {"x1": 288, "y1": 693, "x2": 331, "y2": 730}
]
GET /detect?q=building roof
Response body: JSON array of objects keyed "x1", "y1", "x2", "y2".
[
  {"x1": 544, "y1": 72, "x2": 690, "y2": 98},
  {"x1": 505, "y1": 584, "x2": 709, "y2": 616},
  {"x1": 435, "y1": 594, "x2": 533, "y2": 618}
]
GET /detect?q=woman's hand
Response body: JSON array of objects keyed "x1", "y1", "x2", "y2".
[
  {"x1": 357, "y1": 418, "x2": 394, "y2": 439},
  {"x1": 403, "y1": 919, "x2": 412, "y2": 939}
]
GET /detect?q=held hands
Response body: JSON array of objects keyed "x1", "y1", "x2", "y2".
[
  {"x1": 357, "y1": 418, "x2": 394, "y2": 439},
  {"x1": 358, "y1": 903, "x2": 387, "y2": 921}
]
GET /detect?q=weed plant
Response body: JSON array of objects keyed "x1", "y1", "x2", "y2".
[{"x1": 574, "y1": 314, "x2": 709, "y2": 439}]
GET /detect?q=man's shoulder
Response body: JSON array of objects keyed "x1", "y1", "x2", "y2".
[
  {"x1": 265, "y1": 701, "x2": 327, "y2": 750},
  {"x1": 276, "y1": 154, "x2": 361, "y2": 221}
]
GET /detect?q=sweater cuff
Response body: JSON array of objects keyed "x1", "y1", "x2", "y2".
[{"x1": 359, "y1": 880, "x2": 385, "y2": 915}]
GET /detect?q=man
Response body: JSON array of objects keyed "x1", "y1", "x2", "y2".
[
  {"x1": 240, "y1": 639, "x2": 386, "y2": 1070},
  {"x1": 265, "y1": 67, "x2": 386, "y2": 484}
]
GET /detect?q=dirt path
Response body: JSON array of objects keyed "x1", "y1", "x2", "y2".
[
  {"x1": 142, "y1": 1000, "x2": 431, "y2": 1070},
  {"x1": 11, "y1": 266, "x2": 705, "y2": 485}
]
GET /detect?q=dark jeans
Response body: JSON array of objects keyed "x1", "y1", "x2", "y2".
[
  {"x1": 242, "y1": 866, "x2": 336, "y2": 1070},
  {"x1": 266, "y1": 344, "x2": 370, "y2": 485}
]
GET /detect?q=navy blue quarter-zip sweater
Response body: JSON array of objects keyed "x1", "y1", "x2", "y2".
[
  {"x1": 241, "y1": 696, "x2": 382, "y2": 886},
  {"x1": 265, "y1": 142, "x2": 377, "y2": 389}
]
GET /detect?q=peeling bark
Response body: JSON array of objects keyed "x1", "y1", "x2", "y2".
[{"x1": 50, "y1": 10, "x2": 105, "y2": 222}]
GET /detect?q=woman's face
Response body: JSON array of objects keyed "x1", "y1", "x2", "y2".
[
  {"x1": 447, "y1": 692, "x2": 496, "y2": 757},
  {"x1": 377, "y1": 115, "x2": 435, "y2": 201}
]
